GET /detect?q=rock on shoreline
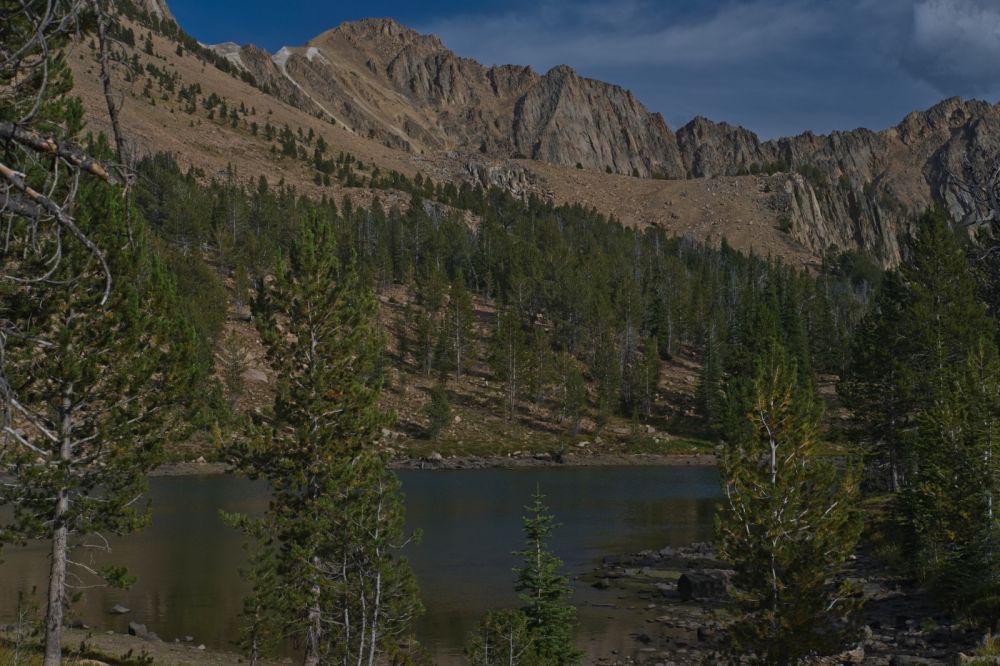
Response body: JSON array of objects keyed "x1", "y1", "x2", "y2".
[
  {"x1": 586, "y1": 543, "x2": 983, "y2": 665},
  {"x1": 390, "y1": 452, "x2": 717, "y2": 470},
  {"x1": 152, "y1": 452, "x2": 718, "y2": 476}
]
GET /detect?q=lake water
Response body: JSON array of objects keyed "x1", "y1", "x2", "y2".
[{"x1": 0, "y1": 466, "x2": 720, "y2": 663}]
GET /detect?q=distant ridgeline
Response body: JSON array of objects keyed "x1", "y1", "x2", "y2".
[
  {"x1": 105, "y1": 0, "x2": 1000, "y2": 269},
  {"x1": 135, "y1": 153, "x2": 873, "y2": 430},
  {"x1": 110, "y1": 0, "x2": 261, "y2": 88}
]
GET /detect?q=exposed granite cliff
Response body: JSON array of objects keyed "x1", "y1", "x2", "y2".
[
  {"x1": 241, "y1": 19, "x2": 683, "y2": 179},
  {"x1": 145, "y1": 4, "x2": 1000, "y2": 267},
  {"x1": 678, "y1": 98, "x2": 1000, "y2": 264},
  {"x1": 224, "y1": 18, "x2": 1000, "y2": 265},
  {"x1": 133, "y1": 0, "x2": 173, "y2": 23}
]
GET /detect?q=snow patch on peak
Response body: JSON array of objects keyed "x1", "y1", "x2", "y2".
[
  {"x1": 272, "y1": 47, "x2": 294, "y2": 72},
  {"x1": 306, "y1": 47, "x2": 330, "y2": 66},
  {"x1": 268, "y1": 46, "x2": 353, "y2": 134},
  {"x1": 205, "y1": 42, "x2": 245, "y2": 70}
]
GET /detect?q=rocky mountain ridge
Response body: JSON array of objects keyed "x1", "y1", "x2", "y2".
[
  {"x1": 196, "y1": 15, "x2": 1000, "y2": 266},
  {"x1": 96, "y1": 1, "x2": 1000, "y2": 267}
]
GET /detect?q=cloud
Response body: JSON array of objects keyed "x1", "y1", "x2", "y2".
[
  {"x1": 902, "y1": 0, "x2": 1000, "y2": 95},
  {"x1": 419, "y1": 0, "x2": 825, "y2": 71},
  {"x1": 411, "y1": 0, "x2": 999, "y2": 138}
]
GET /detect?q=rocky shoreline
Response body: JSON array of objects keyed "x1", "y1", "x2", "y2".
[
  {"x1": 389, "y1": 451, "x2": 717, "y2": 470},
  {"x1": 153, "y1": 452, "x2": 717, "y2": 476},
  {"x1": 582, "y1": 543, "x2": 983, "y2": 665},
  {"x1": 6, "y1": 537, "x2": 979, "y2": 665}
]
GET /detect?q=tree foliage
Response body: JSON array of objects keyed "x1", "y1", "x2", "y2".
[
  {"x1": 842, "y1": 208, "x2": 1000, "y2": 622},
  {"x1": 717, "y1": 345, "x2": 861, "y2": 663},
  {"x1": 227, "y1": 210, "x2": 421, "y2": 665},
  {"x1": 513, "y1": 492, "x2": 580, "y2": 666},
  {"x1": 1, "y1": 7, "x2": 212, "y2": 664},
  {"x1": 133, "y1": 156, "x2": 869, "y2": 433}
]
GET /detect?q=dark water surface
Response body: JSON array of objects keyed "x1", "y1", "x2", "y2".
[{"x1": 0, "y1": 466, "x2": 720, "y2": 662}]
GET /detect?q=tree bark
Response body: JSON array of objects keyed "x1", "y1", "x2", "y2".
[
  {"x1": 303, "y1": 575, "x2": 322, "y2": 666},
  {"x1": 42, "y1": 509, "x2": 68, "y2": 666},
  {"x1": 43, "y1": 381, "x2": 74, "y2": 666}
]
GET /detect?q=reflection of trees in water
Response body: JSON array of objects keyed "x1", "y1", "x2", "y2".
[
  {"x1": 0, "y1": 477, "x2": 261, "y2": 645},
  {"x1": 0, "y1": 469, "x2": 721, "y2": 660}
]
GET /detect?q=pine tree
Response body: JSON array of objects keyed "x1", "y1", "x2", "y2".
[
  {"x1": 467, "y1": 609, "x2": 536, "y2": 666},
  {"x1": 903, "y1": 341, "x2": 1000, "y2": 610},
  {"x1": 514, "y1": 492, "x2": 580, "y2": 665},
  {"x1": 841, "y1": 209, "x2": 996, "y2": 493},
  {"x1": 638, "y1": 336, "x2": 660, "y2": 418},
  {"x1": 562, "y1": 362, "x2": 587, "y2": 436},
  {"x1": 491, "y1": 306, "x2": 528, "y2": 420},
  {"x1": 524, "y1": 325, "x2": 554, "y2": 405},
  {"x1": 449, "y1": 271, "x2": 476, "y2": 376},
  {"x1": 1, "y1": 11, "x2": 221, "y2": 663},
  {"x1": 1, "y1": 179, "x2": 205, "y2": 665},
  {"x1": 219, "y1": 329, "x2": 250, "y2": 410},
  {"x1": 696, "y1": 324, "x2": 725, "y2": 425},
  {"x1": 896, "y1": 209, "x2": 993, "y2": 392},
  {"x1": 425, "y1": 382, "x2": 452, "y2": 439},
  {"x1": 716, "y1": 344, "x2": 861, "y2": 663},
  {"x1": 591, "y1": 329, "x2": 621, "y2": 431},
  {"x1": 839, "y1": 272, "x2": 909, "y2": 492},
  {"x1": 228, "y1": 209, "x2": 421, "y2": 665},
  {"x1": 416, "y1": 265, "x2": 448, "y2": 376}
]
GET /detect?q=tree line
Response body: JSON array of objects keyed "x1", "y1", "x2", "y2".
[{"x1": 133, "y1": 153, "x2": 873, "y2": 434}]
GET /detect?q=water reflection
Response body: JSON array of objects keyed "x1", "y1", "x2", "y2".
[{"x1": 0, "y1": 466, "x2": 720, "y2": 662}]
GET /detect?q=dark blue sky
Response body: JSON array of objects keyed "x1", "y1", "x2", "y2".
[{"x1": 168, "y1": 0, "x2": 1000, "y2": 139}]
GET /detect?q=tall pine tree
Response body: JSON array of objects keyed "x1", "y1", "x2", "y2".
[
  {"x1": 228, "y1": 209, "x2": 421, "y2": 665},
  {"x1": 514, "y1": 492, "x2": 580, "y2": 666},
  {"x1": 1, "y1": 176, "x2": 205, "y2": 664},
  {"x1": 717, "y1": 344, "x2": 861, "y2": 663}
]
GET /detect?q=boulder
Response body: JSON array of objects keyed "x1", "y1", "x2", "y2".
[
  {"x1": 127, "y1": 621, "x2": 149, "y2": 638},
  {"x1": 677, "y1": 570, "x2": 730, "y2": 602},
  {"x1": 836, "y1": 646, "x2": 865, "y2": 664},
  {"x1": 242, "y1": 368, "x2": 268, "y2": 384}
]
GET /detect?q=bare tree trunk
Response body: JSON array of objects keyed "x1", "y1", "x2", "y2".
[
  {"x1": 91, "y1": 0, "x2": 126, "y2": 163},
  {"x1": 42, "y1": 509, "x2": 68, "y2": 666},
  {"x1": 455, "y1": 310, "x2": 462, "y2": 376},
  {"x1": 303, "y1": 558, "x2": 322, "y2": 666},
  {"x1": 43, "y1": 381, "x2": 74, "y2": 666},
  {"x1": 889, "y1": 448, "x2": 900, "y2": 494},
  {"x1": 366, "y1": 490, "x2": 384, "y2": 666},
  {"x1": 342, "y1": 553, "x2": 351, "y2": 666}
]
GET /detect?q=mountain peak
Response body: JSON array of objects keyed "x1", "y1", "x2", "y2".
[
  {"x1": 134, "y1": 0, "x2": 174, "y2": 23},
  {"x1": 320, "y1": 17, "x2": 445, "y2": 53},
  {"x1": 68, "y1": 7, "x2": 1000, "y2": 270},
  {"x1": 544, "y1": 64, "x2": 578, "y2": 79}
]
